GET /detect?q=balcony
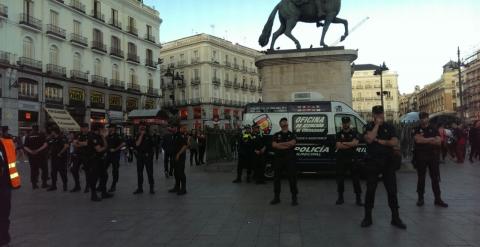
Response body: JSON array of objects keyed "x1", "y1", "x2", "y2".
[
  {"x1": 46, "y1": 24, "x2": 66, "y2": 40},
  {"x1": 212, "y1": 98, "x2": 222, "y2": 105},
  {"x1": 234, "y1": 64, "x2": 239, "y2": 70},
  {"x1": 127, "y1": 82, "x2": 141, "y2": 92},
  {"x1": 224, "y1": 80, "x2": 232, "y2": 88},
  {"x1": 19, "y1": 14, "x2": 42, "y2": 31},
  {"x1": 127, "y1": 53, "x2": 140, "y2": 64},
  {"x1": 110, "y1": 47, "x2": 124, "y2": 59},
  {"x1": 91, "y1": 41, "x2": 107, "y2": 53},
  {"x1": 175, "y1": 99, "x2": 187, "y2": 106},
  {"x1": 70, "y1": 70, "x2": 88, "y2": 82},
  {"x1": 242, "y1": 66, "x2": 248, "y2": 72},
  {"x1": 0, "y1": 4, "x2": 8, "y2": 19},
  {"x1": 70, "y1": 33, "x2": 88, "y2": 47},
  {"x1": 46, "y1": 64, "x2": 66, "y2": 77},
  {"x1": 241, "y1": 84, "x2": 249, "y2": 91},
  {"x1": 145, "y1": 59, "x2": 156, "y2": 69},
  {"x1": 91, "y1": 10, "x2": 105, "y2": 22},
  {"x1": 18, "y1": 57, "x2": 42, "y2": 71},
  {"x1": 110, "y1": 79, "x2": 125, "y2": 90},
  {"x1": 45, "y1": 97, "x2": 63, "y2": 105},
  {"x1": 144, "y1": 33, "x2": 155, "y2": 43},
  {"x1": 91, "y1": 75, "x2": 107, "y2": 87},
  {"x1": 127, "y1": 26, "x2": 138, "y2": 36},
  {"x1": 212, "y1": 78, "x2": 221, "y2": 86},
  {"x1": 258, "y1": 87, "x2": 263, "y2": 93},
  {"x1": 225, "y1": 61, "x2": 232, "y2": 68},
  {"x1": 233, "y1": 82, "x2": 241, "y2": 89},
  {"x1": 18, "y1": 93, "x2": 39, "y2": 101},
  {"x1": 191, "y1": 57, "x2": 200, "y2": 64},
  {"x1": 167, "y1": 83, "x2": 174, "y2": 90},
  {"x1": 0, "y1": 51, "x2": 10, "y2": 64},
  {"x1": 190, "y1": 98, "x2": 201, "y2": 105},
  {"x1": 249, "y1": 85, "x2": 257, "y2": 92},
  {"x1": 177, "y1": 60, "x2": 187, "y2": 66},
  {"x1": 70, "y1": 0, "x2": 85, "y2": 13},
  {"x1": 109, "y1": 19, "x2": 122, "y2": 30},
  {"x1": 147, "y1": 87, "x2": 159, "y2": 96},
  {"x1": 191, "y1": 77, "x2": 201, "y2": 86}
]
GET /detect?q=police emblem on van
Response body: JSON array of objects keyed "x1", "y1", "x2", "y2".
[{"x1": 253, "y1": 114, "x2": 272, "y2": 135}]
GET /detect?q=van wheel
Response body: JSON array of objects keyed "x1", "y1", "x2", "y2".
[{"x1": 264, "y1": 163, "x2": 274, "y2": 179}]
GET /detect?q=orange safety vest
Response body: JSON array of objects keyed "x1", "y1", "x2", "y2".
[{"x1": 0, "y1": 138, "x2": 21, "y2": 189}]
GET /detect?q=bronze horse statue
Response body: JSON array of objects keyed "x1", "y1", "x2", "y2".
[{"x1": 259, "y1": 0, "x2": 348, "y2": 50}]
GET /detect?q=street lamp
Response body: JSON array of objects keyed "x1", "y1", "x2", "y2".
[
  {"x1": 373, "y1": 62, "x2": 389, "y2": 109},
  {"x1": 164, "y1": 67, "x2": 184, "y2": 115}
]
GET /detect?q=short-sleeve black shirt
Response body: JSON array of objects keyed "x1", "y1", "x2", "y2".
[
  {"x1": 24, "y1": 132, "x2": 47, "y2": 156},
  {"x1": 48, "y1": 136, "x2": 68, "y2": 159},
  {"x1": 174, "y1": 133, "x2": 188, "y2": 161},
  {"x1": 252, "y1": 133, "x2": 266, "y2": 152},
  {"x1": 414, "y1": 125, "x2": 440, "y2": 154},
  {"x1": 336, "y1": 128, "x2": 359, "y2": 157},
  {"x1": 136, "y1": 134, "x2": 154, "y2": 154},
  {"x1": 75, "y1": 132, "x2": 89, "y2": 155},
  {"x1": 87, "y1": 133, "x2": 105, "y2": 158},
  {"x1": 364, "y1": 122, "x2": 397, "y2": 158},
  {"x1": 107, "y1": 133, "x2": 123, "y2": 155},
  {"x1": 272, "y1": 131, "x2": 296, "y2": 157}
]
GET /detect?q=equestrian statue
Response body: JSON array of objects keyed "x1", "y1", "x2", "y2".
[{"x1": 259, "y1": 0, "x2": 348, "y2": 50}]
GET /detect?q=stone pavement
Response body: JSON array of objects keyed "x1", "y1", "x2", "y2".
[{"x1": 8, "y1": 157, "x2": 480, "y2": 247}]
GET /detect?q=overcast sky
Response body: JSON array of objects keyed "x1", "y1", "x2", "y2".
[{"x1": 145, "y1": 0, "x2": 480, "y2": 94}]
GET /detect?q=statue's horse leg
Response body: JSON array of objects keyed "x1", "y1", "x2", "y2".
[
  {"x1": 284, "y1": 19, "x2": 301, "y2": 50},
  {"x1": 332, "y1": 17, "x2": 349, "y2": 41},
  {"x1": 269, "y1": 18, "x2": 287, "y2": 51},
  {"x1": 320, "y1": 15, "x2": 334, "y2": 47}
]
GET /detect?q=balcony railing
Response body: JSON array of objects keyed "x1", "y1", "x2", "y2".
[
  {"x1": 127, "y1": 26, "x2": 138, "y2": 36},
  {"x1": 241, "y1": 84, "x2": 249, "y2": 91},
  {"x1": 46, "y1": 64, "x2": 66, "y2": 77},
  {"x1": 176, "y1": 99, "x2": 188, "y2": 106},
  {"x1": 167, "y1": 83, "x2": 174, "y2": 90},
  {"x1": 91, "y1": 75, "x2": 107, "y2": 87},
  {"x1": 91, "y1": 10, "x2": 105, "y2": 22},
  {"x1": 224, "y1": 80, "x2": 232, "y2": 88},
  {"x1": 190, "y1": 98, "x2": 201, "y2": 105},
  {"x1": 19, "y1": 14, "x2": 42, "y2": 31},
  {"x1": 144, "y1": 33, "x2": 155, "y2": 43},
  {"x1": 145, "y1": 59, "x2": 156, "y2": 68},
  {"x1": 225, "y1": 61, "x2": 231, "y2": 67},
  {"x1": 46, "y1": 24, "x2": 66, "y2": 39},
  {"x1": 0, "y1": 51, "x2": 10, "y2": 64},
  {"x1": 258, "y1": 87, "x2": 263, "y2": 93},
  {"x1": 18, "y1": 57, "x2": 42, "y2": 71},
  {"x1": 110, "y1": 79, "x2": 125, "y2": 89},
  {"x1": 110, "y1": 47, "x2": 124, "y2": 58},
  {"x1": 109, "y1": 19, "x2": 122, "y2": 30},
  {"x1": 91, "y1": 41, "x2": 107, "y2": 53},
  {"x1": 45, "y1": 97, "x2": 63, "y2": 105},
  {"x1": 177, "y1": 60, "x2": 187, "y2": 66},
  {"x1": 233, "y1": 82, "x2": 241, "y2": 89},
  {"x1": 212, "y1": 98, "x2": 222, "y2": 105},
  {"x1": 147, "y1": 87, "x2": 159, "y2": 96},
  {"x1": 191, "y1": 57, "x2": 200, "y2": 64},
  {"x1": 242, "y1": 66, "x2": 248, "y2": 72},
  {"x1": 18, "y1": 93, "x2": 39, "y2": 101},
  {"x1": 234, "y1": 64, "x2": 239, "y2": 70},
  {"x1": 127, "y1": 53, "x2": 140, "y2": 63},
  {"x1": 0, "y1": 4, "x2": 8, "y2": 19},
  {"x1": 212, "y1": 78, "x2": 221, "y2": 86},
  {"x1": 70, "y1": 33, "x2": 88, "y2": 46},
  {"x1": 249, "y1": 85, "x2": 257, "y2": 92},
  {"x1": 127, "y1": 82, "x2": 140, "y2": 91},
  {"x1": 70, "y1": 0, "x2": 85, "y2": 13},
  {"x1": 70, "y1": 70, "x2": 88, "y2": 82},
  {"x1": 191, "y1": 77, "x2": 201, "y2": 86}
]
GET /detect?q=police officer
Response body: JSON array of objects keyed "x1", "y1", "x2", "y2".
[
  {"x1": 47, "y1": 127, "x2": 69, "y2": 192},
  {"x1": 413, "y1": 112, "x2": 448, "y2": 207},
  {"x1": 252, "y1": 124, "x2": 267, "y2": 184},
  {"x1": 335, "y1": 117, "x2": 363, "y2": 206},
  {"x1": 23, "y1": 125, "x2": 49, "y2": 189},
  {"x1": 361, "y1": 105, "x2": 406, "y2": 229},
  {"x1": 86, "y1": 124, "x2": 111, "y2": 201},
  {"x1": 133, "y1": 124, "x2": 155, "y2": 195},
  {"x1": 232, "y1": 125, "x2": 254, "y2": 183},
  {"x1": 168, "y1": 124, "x2": 188, "y2": 195},
  {"x1": 71, "y1": 123, "x2": 90, "y2": 193},
  {"x1": 162, "y1": 126, "x2": 176, "y2": 177},
  {"x1": 270, "y1": 117, "x2": 298, "y2": 206},
  {"x1": 105, "y1": 124, "x2": 125, "y2": 192}
]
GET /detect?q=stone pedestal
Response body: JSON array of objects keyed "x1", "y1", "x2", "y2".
[{"x1": 256, "y1": 47, "x2": 358, "y2": 105}]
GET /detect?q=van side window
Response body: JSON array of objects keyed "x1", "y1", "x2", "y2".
[
  {"x1": 355, "y1": 117, "x2": 366, "y2": 134},
  {"x1": 334, "y1": 115, "x2": 357, "y2": 133}
]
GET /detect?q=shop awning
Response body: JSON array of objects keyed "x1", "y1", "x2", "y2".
[{"x1": 45, "y1": 108, "x2": 80, "y2": 132}]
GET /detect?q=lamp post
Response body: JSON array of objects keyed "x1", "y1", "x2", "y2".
[
  {"x1": 373, "y1": 62, "x2": 389, "y2": 109},
  {"x1": 163, "y1": 67, "x2": 184, "y2": 116}
]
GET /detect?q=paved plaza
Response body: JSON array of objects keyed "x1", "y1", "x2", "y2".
[{"x1": 8, "y1": 157, "x2": 480, "y2": 247}]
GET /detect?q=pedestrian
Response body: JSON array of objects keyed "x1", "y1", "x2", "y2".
[
  {"x1": 23, "y1": 125, "x2": 49, "y2": 189},
  {"x1": 133, "y1": 124, "x2": 155, "y2": 195},
  {"x1": 168, "y1": 125, "x2": 188, "y2": 195},
  {"x1": 251, "y1": 124, "x2": 267, "y2": 184},
  {"x1": 468, "y1": 121, "x2": 480, "y2": 163},
  {"x1": 198, "y1": 130, "x2": 207, "y2": 164},
  {"x1": 152, "y1": 129, "x2": 162, "y2": 161},
  {"x1": 270, "y1": 118, "x2": 298, "y2": 206},
  {"x1": 232, "y1": 125, "x2": 253, "y2": 183},
  {"x1": 335, "y1": 116, "x2": 363, "y2": 206},
  {"x1": 89, "y1": 124, "x2": 112, "y2": 201},
  {"x1": 47, "y1": 127, "x2": 69, "y2": 192},
  {"x1": 105, "y1": 124, "x2": 125, "y2": 192},
  {"x1": 454, "y1": 123, "x2": 467, "y2": 164},
  {"x1": 71, "y1": 123, "x2": 90, "y2": 193},
  {"x1": 438, "y1": 123, "x2": 448, "y2": 162},
  {"x1": 445, "y1": 124, "x2": 456, "y2": 159},
  {"x1": 361, "y1": 105, "x2": 406, "y2": 229},
  {"x1": 162, "y1": 126, "x2": 176, "y2": 177},
  {"x1": 413, "y1": 112, "x2": 448, "y2": 208},
  {"x1": 188, "y1": 129, "x2": 200, "y2": 166}
]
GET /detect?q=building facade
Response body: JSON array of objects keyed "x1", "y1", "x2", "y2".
[
  {"x1": 463, "y1": 53, "x2": 480, "y2": 122},
  {"x1": 0, "y1": 0, "x2": 162, "y2": 136},
  {"x1": 160, "y1": 34, "x2": 262, "y2": 129},
  {"x1": 351, "y1": 64, "x2": 400, "y2": 122}
]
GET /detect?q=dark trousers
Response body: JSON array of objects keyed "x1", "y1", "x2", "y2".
[
  {"x1": 190, "y1": 149, "x2": 199, "y2": 166},
  {"x1": 236, "y1": 155, "x2": 252, "y2": 180},
  {"x1": 469, "y1": 144, "x2": 479, "y2": 161},
  {"x1": 105, "y1": 155, "x2": 120, "y2": 188},
  {"x1": 273, "y1": 156, "x2": 298, "y2": 197},
  {"x1": 0, "y1": 185, "x2": 11, "y2": 245},
  {"x1": 86, "y1": 158, "x2": 101, "y2": 197},
  {"x1": 29, "y1": 155, "x2": 48, "y2": 186},
  {"x1": 97, "y1": 158, "x2": 110, "y2": 193},
  {"x1": 164, "y1": 152, "x2": 174, "y2": 174},
  {"x1": 70, "y1": 155, "x2": 88, "y2": 189},
  {"x1": 199, "y1": 146, "x2": 206, "y2": 163},
  {"x1": 174, "y1": 158, "x2": 186, "y2": 191},
  {"x1": 415, "y1": 157, "x2": 441, "y2": 198},
  {"x1": 336, "y1": 157, "x2": 362, "y2": 195},
  {"x1": 253, "y1": 154, "x2": 266, "y2": 182},
  {"x1": 51, "y1": 156, "x2": 68, "y2": 188},
  {"x1": 364, "y1": 158, "x2": 399, "y2": 210},
  {"x1": 136, "y1": 153, "x2": 154, "y2": 190},
  {"x1": 154, "y1": 146, "x2": 161, "y2": 161}
]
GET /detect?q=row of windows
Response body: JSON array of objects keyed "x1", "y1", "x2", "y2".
[{"x1": 168, "y1": 50, "x2": 256, "y2": 72}]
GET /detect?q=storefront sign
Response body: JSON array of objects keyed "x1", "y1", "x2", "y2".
[{"x1": 126, "y1": 97, "x2": 138, "y2": 111}]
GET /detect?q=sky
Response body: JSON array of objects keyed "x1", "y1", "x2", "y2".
[{"x1": 144, "y1": 0, "x2": 480, "y2": 94}]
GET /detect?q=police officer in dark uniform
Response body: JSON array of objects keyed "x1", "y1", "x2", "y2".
[
  {"x1": 105, "y1": 124, "x2": 125, "y2": 192},
  {"x1": 270, "y1": 117, "x2": 298, "y2": 206},
  {"x1": 47, "y1": 127, "x2": 69, "y2": 192},
  {"x1": 24, "y1": 125, "x2": 49, "y2": 189},
  {"x1": 252, "y1": 124, "x2": 267, "y2": 184},
  {"x1": 361, "y1": 105, "x2": 406, "y2": 229},
  {"x1": 71, "y1": 123, "x2": 90, "y2": 193},
  {"x1": 168, "y1": 125, "x2": 188, "y2": 195},
  {"x1": 232, "y1": 125, "x2": 254, "y2": 183},
  {"x1": 86, "y1": 124, "x2": 111, "y2": 201},
  {"x1": 413, "y1": 112, "x2": 448, "y2": 207},
  {"x1": 335, "y1": 116, "x2": 363, "y2": 206},
  {"x1": 133, "y1": 124, "x2": 155, "y2": 195}
]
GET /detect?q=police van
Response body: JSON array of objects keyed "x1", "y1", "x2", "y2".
[{"x1": 243, "y1": 101, "x2": 367, "y2": 174}]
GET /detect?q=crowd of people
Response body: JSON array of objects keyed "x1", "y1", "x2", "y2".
[{"x1": 438, "y1": 121, "x2": 480, "y2": 164}]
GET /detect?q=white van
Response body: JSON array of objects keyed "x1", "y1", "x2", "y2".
[{"x1": 243, "y1": 101, "x2": 367, "y2": 173}]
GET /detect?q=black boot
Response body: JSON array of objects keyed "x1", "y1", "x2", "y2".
[
  {"x1": 361, "y1": 208, "x2": 373, "y2": 228},
  {"x1": 232, "y1": 177, "x2": 241, "y2": 183},
  {"x1": 91, "y1": 192, "x2": 101, "y2": 202},
  {"x1": 335, "y1": 193, "x2": 344, "y2": 205},
  {"x1": 133, "y1": 188, "x2": 143, "y2": 194},
  {"x1": 101, "y1": 191, "x2": 114, "y2": 199},
  {"x1": 434, "y1": 198, "x2": 448, "y2": 208},
  {"x1": 390, "y1": 208, "x2": 407, "y2": 229},
  {"x1": 270, "y1": 195, "x2": 280, "y2": 205},
  {"x1": 355, "y1": 194, "x2": 364, "y2": 206},
  {"x1": 47, "y1": 186, "x2": 57, "y2": 192},
  {"x1": 416, "y1": 194, "x2": 424, "y2": 207},
  {"x1": 292, "y1": 194, "x2": 298, "y2": 206},
  {"x1": 150, "y1": 185, "x2": 155, "y2": 194},
  {"x1": 70, "y1": 185, "x2": 81, "y2": 193},
  {"x1": 168, "y1": 187, "x2": 179, "y2": 193},
  {"x1": 108, "y1": 184, "x2": 116, "y2": 193}
]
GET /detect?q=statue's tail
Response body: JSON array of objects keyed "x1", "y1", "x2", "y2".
[{"x1": 258, "y1": 4, "x2": 280, "y2": 47}]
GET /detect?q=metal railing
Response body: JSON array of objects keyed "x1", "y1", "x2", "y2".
[
  {"x1": 109, "y1": 19, "x2": 122, "y2": 29},
  {"x1": 191, "y1": 77, "x2": 201, "y2": 85},
  {"x1": 225, "y1": 61, "x2": 231, "y2": 67},
  {"x1": 0, "y1": 4, "x2": 8, "y2": 18},
  {"x1": 70, "y1": 0, "x2": 85, "y2": 13},
  {"x1": 46, "y1": 64, "x2": 66, "y2": 76},
  {"x1": 233, "y1": 82, "x2": 241, "y2": 89},
  {"x1": 110, "y1": 47, "x2": 124, "y2": 58},
  {"x1": 18, "y1": 93, "x2": 39, "y2": 101},
  {"x1": 127, "y1": 53, "x2": 139, "y2": 63},
  {"x1": 70, "y1": 70, "x2": 88, "y2": 81},
  {"x1": 127, "y1": 82, "x2": 140, "y2": 91},
  {"x1": 178, "y1": 60, "x2": 187, "y2": 66},
  {"x1": 126, "y1": 26, "x2": 138, "y2": 36},
  {"x1": 249, "y1": 85, "x2": 257, "y2": 92},
  {"x1": 0, "y1": 51, "x2": 10, "y2": 64},
  {"x1": 70, "y1": 33, "x2": 88, "y2": 46},
  {"x1": 145, "y1": 59, "x2": 156, "y2": 68},
  {"x1": 224, "y1": 80, "x2": 232, "y2": 87},
  {"x1": 91, "y1": 10, "x2": 104, "y2": 22},
  {"x1": 233, "y1": 64, "x2": 239, "y2": 70},
  {"x1": 46, "y1": 24, "x2": 66, "y2": 38},
  {"x1": 19, "y1": 14, "x2": 42, "y2": 30},
  {"x1": 18, "y1": 57, "x2": 42, "y2": 70},
  {"x1": 109, "y1": 79, "x2": 125, "y2": 89},
  {"x1": 144, "y1": 34, "x2": 155, "y2": 43},
  {"x1": 191, "y1": 57, "x2": 200, "y2": 64},
  {"x1": 91, "y1": 75, "x2": 107, "y2": 86},
  {"x1": 212, "y1": 78, "x2": 221, "y2": 86},
  {"x1": 91, "y1": 41, "x2": 107, "y2": 53},
  {"x1": 177, "y1": 81, "x2": 186, "y2": 88},
  {"x1": 147, "y1": 87, "x2": 159, "y2": 95}
]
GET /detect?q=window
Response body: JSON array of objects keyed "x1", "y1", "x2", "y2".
[
  {"x1": 213, "y1": 68, "x2": 217, "y2": 79},
  {"x1": 180, "y1": 53, "x2": 184, "y2": 61},
  {"x1": 50, "y1": 10, "x2": 58, "y2": 25},
  {"x1": 73, "y1": 53, "x2": 81, "y2": 70},
  {"x1": 194, "y1": 50, "x2": 198, "y2": 58},
  {"x1": 73, "y1": 21, "x2": 81, "y2": 35},
  {"x1": 128, "y1": 42, "x2": 136, "y2": 55},
  {"x1": 234, "y1": 57, "x2": 237, "y2": 65},
  {"x1": 19, "y1": 79, "x2": 38, "y2": 98},
  {"x1": 23, "y1": 37, "x2": 34, "y2": 58},
  {"x1": 193, "y1": 86, "x2": 199, "y2": 98},
  {"x1": 93, "y1": 29, "x2": 103, "y2": 43},
  {"x1": 112, "y1": 64, "x2": 119, "y2": 80},
  {"x1": 334, "y1": 114, "x2": 363, "y2": 133},
  {"x1": 45, "y1": 85, "x2": 62, "y2": 101},
  {"x1": 129, "y1": 17, "x2": 135, "y2": 27},
  {"x1": 49, "y1": 45, "x2": 59, "y2": 65},
  {"x1": 94, "y1": 58, "x2": 101, "y2": 76},
  {"x1": 146, "y1": 25, "x2": 152, "y2": 36},
  {"x1": 148, "y1": 74, "x2": 153, "y2": 88},
  {"x1": 129, "y1": 69, "x2": 136, "y2": 84},
  {"x1": 146, "y1": 49, "x2": 153, "y2": 61},
  {"x1": 111, "y1": 9, "x2": 118, "y2": 22},
  {"x1": 194, "y1": 69, "x2": 199, "y2": 79},
  {"x1": 93, "y1": 0, "x2": 101, "y2": 13},
  {"x1": 213, "y1": 87, "x2": 219, "y2": 98},
  {"x1": 212, "y1": 50, "x2": 217, "y2": 61},
  {"x1": 23, "y1": 0, "x2": 33, "y2": 16},
  {"x1": 111, "y1": 36, "x2": 120, "y2": 49}
]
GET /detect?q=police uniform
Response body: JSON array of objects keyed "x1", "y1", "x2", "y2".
[
  {"x1": 71, "y1": 131, "x2": 89, "y2": 192},
  {"x1": 271, "y1": 130, "x2": 298, "y2": 205},
  {"x1": 105, "y1": 130, "x2": 124, "y2": 192},
  {"x1": 24, "y1": 130, "x2": 49, "y2": 188},
  {"x1": 134, "y1": 132, "x2": 155, "y2": 194},
  {"x1": 252, "y1": 129, "x2": 266, "y2": 184},
  {"x1": 335, "y1": 118, "x2": 362, "y2": 205},
  {"x1": 86, "y1": 131, "x2": 107, "y2": 201},
  {"x1": 170, "y1": 131, "x2": 188, "y2": 194},
  {"x1": 48, "y1": 134, "x2": 68, "y2": 191},
  {"x1": 0, "y1": 138, "x2": 12, "y2": 245},
  {"x1": 233, "y1": 129, "x2": 254, "y2": 183},
  {"x1": 413, "y1": 117, "x2": 448, "y2": 207}
]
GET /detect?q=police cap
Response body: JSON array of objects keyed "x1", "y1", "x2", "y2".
[
  {"x1": 372, "y1": 105, "x2": 384, "y2": 114},
  {"x1": 341, "y1": 117, "x2": 351, "y2": 124},
  {"x1": 419, "y1": 112, "x2": 429, "y2": 119}
]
